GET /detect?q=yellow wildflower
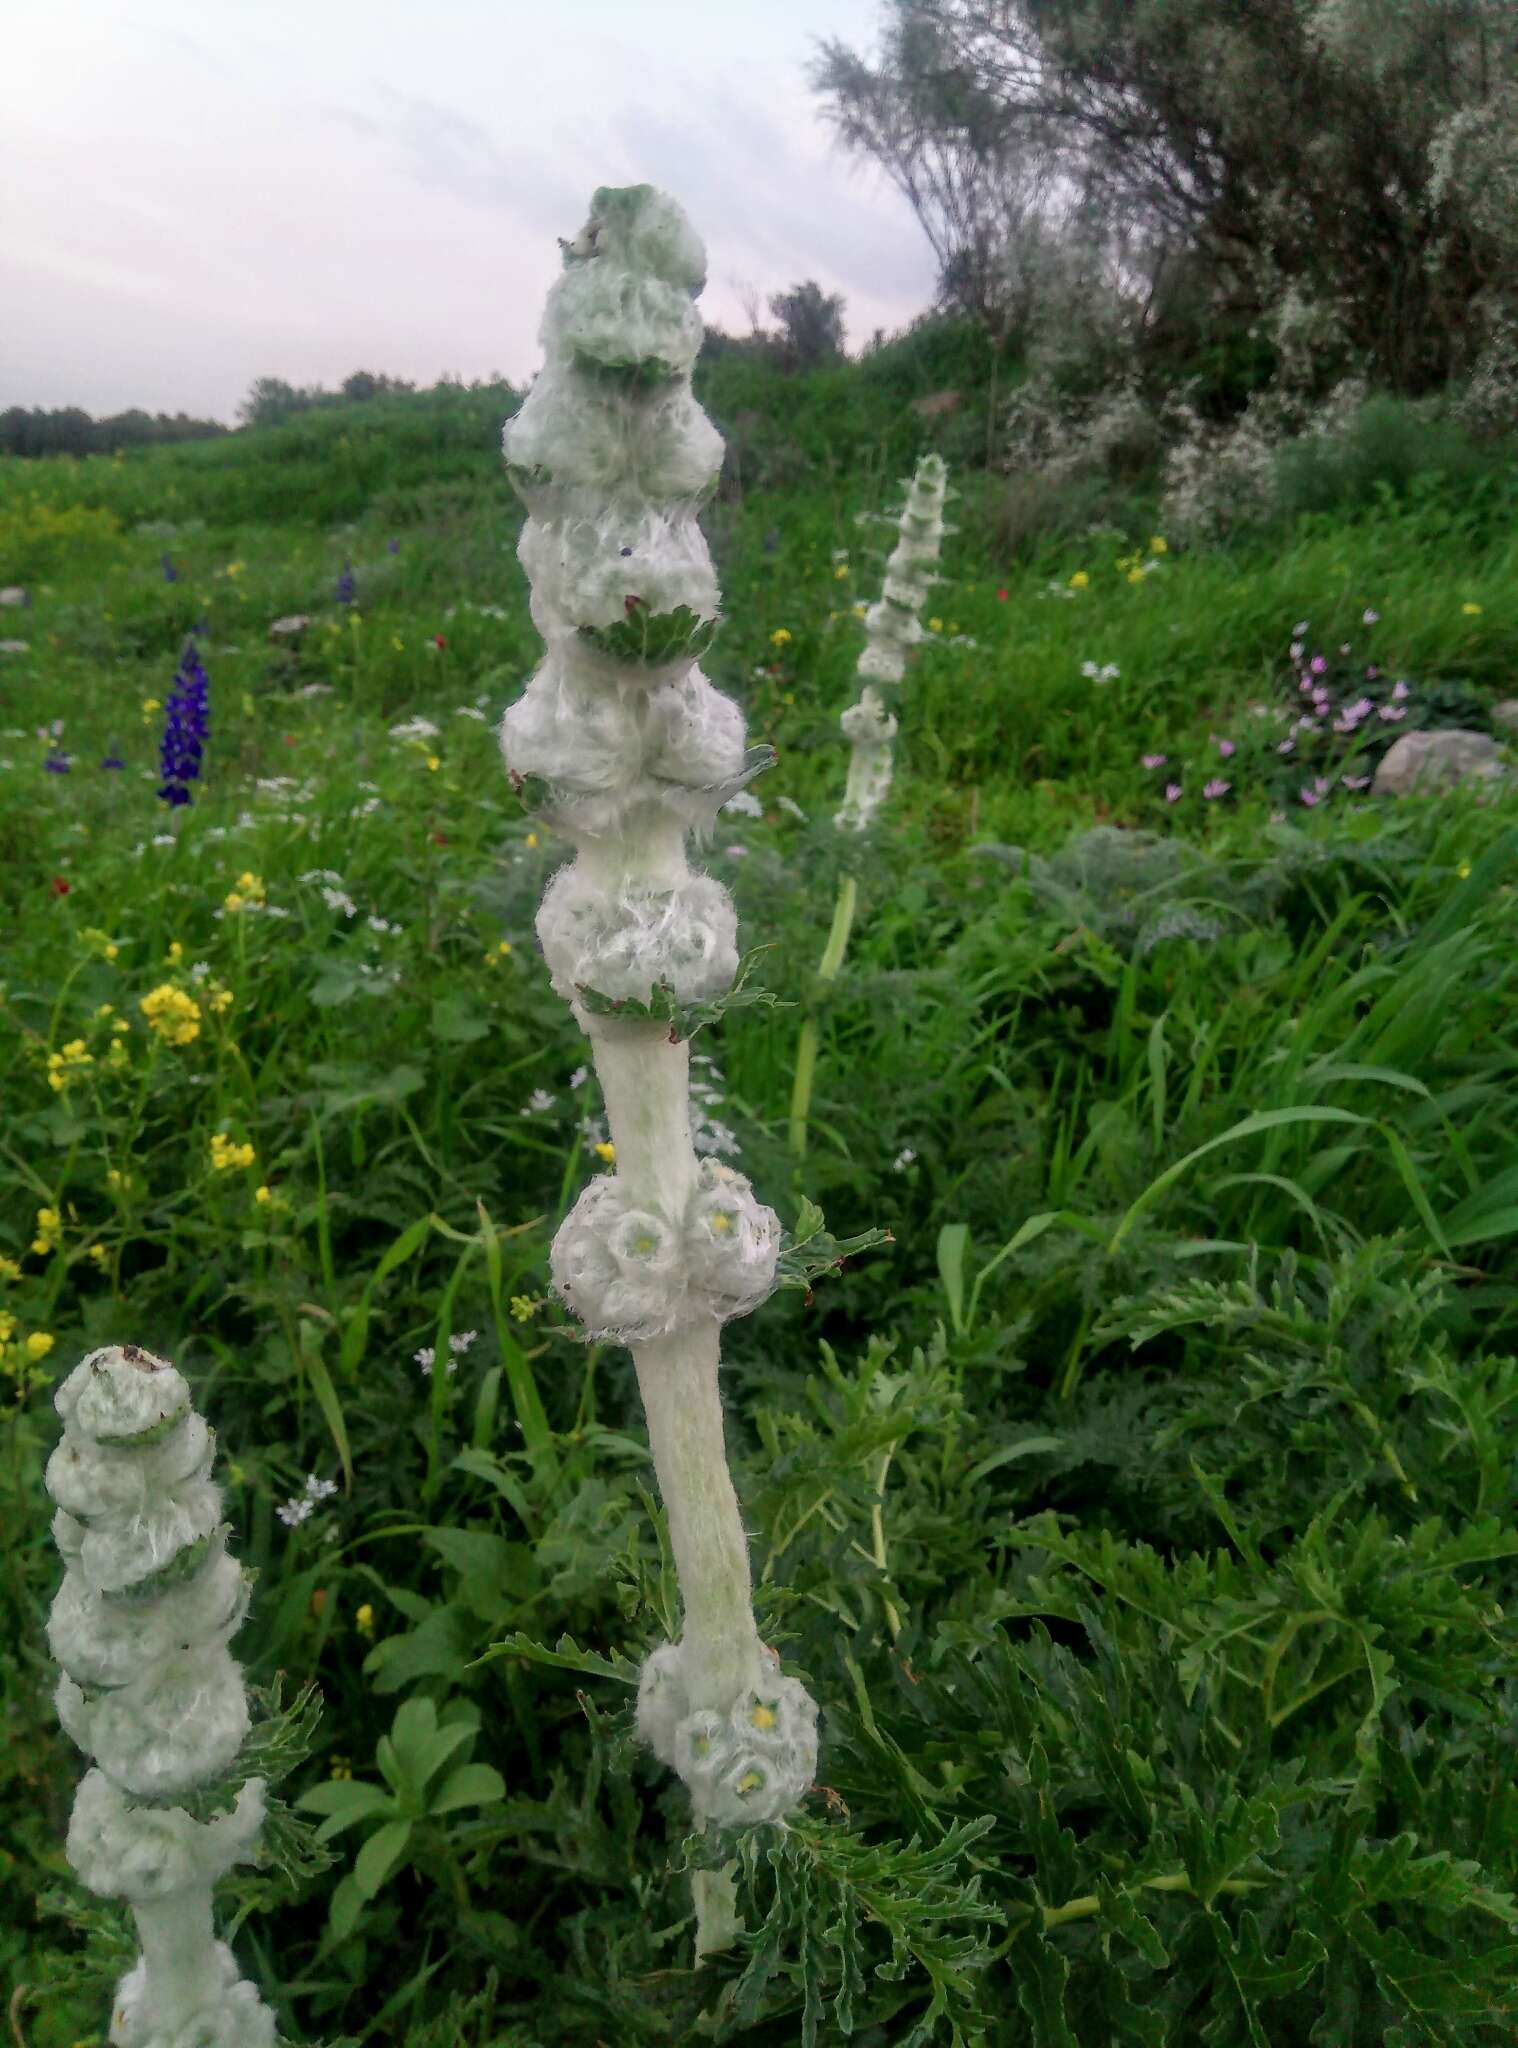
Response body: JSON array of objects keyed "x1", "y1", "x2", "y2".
[
  {"x1": 928, "y1": 617, "x2": 943, "y2": 632},
  {"x1": 391, "y1": 636, "x2": 404, "y2": 652},
  {"x1": 207, "y1": 985, "x2": 234, "y2": 1014},
  {"x1": 209, "y1": 1133, "x2": 256, "y2": 1172},
  {"x1": 141, "y1": 985, "x2": 201, "y2": 1045},
  {"x1": 1069, "y1": 571, "x2": 1089, "y2": 589},
  {"x1": 1149, "y1": 536, "x2": 1168, "y2": 554},
  {"x1": 33, "y1": 1207, "x2": 61, "y2": 1255},
  {"x1": 1462, "y1": 602, "x2": 1483, "y2": 616},
  {"x1": 88, "y1": 1243, "x2": 108, "y2": 1267},
  {"x1": 769, "y1": 628, "x2": 792, "y2": 647},
  {"x1": 25, "y1": 1331, "x2": 55, "y2": 1361},
  {"x1": 142, "y1": 696, "x2": 161, "y2": 714},
  {"x1": 255, "y1": 1184, "x2": 272, "y2": 1205},
  {"x1": 106, "y1": 1168, "x2": 124, "y2": 1189},
  {"x1": 329, "y1": 1756, "x2": 353, "y2": 1780},
  {"x1": 594, "y1": 1141, "x2": 616, "y2": 1165},
  {"x1": 510, "y1": 1294, "x2": 543, "y2": 1322},
  {"x1": 1127, "y1": 567, "x2": 1146, "y2": 584},
  {"x1": 426, "y1": 754, "x2": 441, "y2": 772},
  {"x1": 355, "y1": 1603, "x2": 375, "y2": 1637},
  {"x1": 0, "y1": 1256, "x2": 21, "y2": 1282},
  {"x1": 852, "y1": 602, "x2": 867, "y2": 618},
  {"x1": 1458, "y1": 862, "x2": 1472, "y2": 880},
  {"x1": 497, "y1": 939, "x2": 512, "y2": 957},
  {"x1": 834, "y1": 563, "x2": 850, "y2": 580},
  {"x1": 46, "y1": 1039, "x2": 94, "y2": 1092},
  {"x1": 525, "y1": 832, "x2": 539, "y2": 850},
  {"x1": 96, "y1": 1003, "x2": 114, "y2": 1020},
  {"x1": 226, "y1": 561, "x2": 245, "y2": 578}
]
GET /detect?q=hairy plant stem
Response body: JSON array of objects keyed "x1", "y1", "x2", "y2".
[{"x1": 788, "y1": 873, "x2": 858, "y2": 1158}]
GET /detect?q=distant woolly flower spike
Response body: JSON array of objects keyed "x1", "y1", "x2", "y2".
[
  {"x1": 836, "y1": 453, "x2": 951, "y2": 831},
  {"x1": 45, "y1": 1343, "x2": 274, "y2": 2046}
]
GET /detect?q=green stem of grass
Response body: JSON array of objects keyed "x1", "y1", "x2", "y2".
[{"x1": 787, "y1": 872, "x2": 858, "y2": 1159}]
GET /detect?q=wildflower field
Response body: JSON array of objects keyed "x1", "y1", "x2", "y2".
[{"x1": 4, "y1": 344, "x2": 1518, "y2": 2044}]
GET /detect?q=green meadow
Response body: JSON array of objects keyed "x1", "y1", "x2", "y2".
[{"x1": 3, "y1": 349, "x2": 1517, "y2": 2044}]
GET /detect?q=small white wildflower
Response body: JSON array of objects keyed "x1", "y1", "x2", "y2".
[
  {"x1": 523, "y1": 1088, "x2": 558, "y2": 1114},
  {"x1": 152, "y1": 833, "x2": 175, "y2": 847},
  {"x1": 321, "y1": 886, "x2": 358, "y2": 919},
  {"x1": 568, "y1": 1065, "x2": 590, "y2": 1090},
  {"x1": 189, "y1": 960, "x2": 211, "y2": 981},
  {"x1": 389, "y1": 716, "x2": 441, "y2": 740},
  {"x1": 367, "y1": 915, "x2": 398, "y2": 934},
  {"x1": 300, "y1": 867, "x2": 344, "y2": 885},
  {"x1": 448, "y1": 1330, "x2": 478, "y2": 1355},
  {"x1": 892, "y1": 1148, "x2": 916, "y2": 1172},
  {"x1": 276, "y1": 1496, "x2": 315, "y2": 1527},
  {"x1": 304, "y1": 1474, "x2": 339, "y2": 1501},
  {"x1": 454, "y1": 705, "x2": 488, "y2": 721},
  {"x1": 721, "y1": 789, "x2": 763, "y2": 818}
]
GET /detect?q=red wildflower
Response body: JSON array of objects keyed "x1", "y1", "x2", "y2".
[
  {"x1": 996, "y1": 588, "x2": 1009, "y2": 601},
  {"x1": 433, "y1": 633, "x2": 447, "y2": 650},
  {"x1": 50, "y1": 877, "x2": 71, "y2": 895}
]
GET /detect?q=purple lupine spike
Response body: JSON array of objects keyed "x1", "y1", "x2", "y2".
[
  {"x1": 160, "y1": 553, "x2": 178, "y2": 584},
  {"x1": 157, "y1": 639, "x2": 211, "y2": 806},
  {"x1": 336, "y1": 562, "x2": 356, "y2": 606}
]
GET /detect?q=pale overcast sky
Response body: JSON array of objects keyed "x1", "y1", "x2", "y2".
[{"x1": 3, "y1": 0, "x2": 938, "y2": 422}]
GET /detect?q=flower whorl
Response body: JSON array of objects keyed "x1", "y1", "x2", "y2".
[
  {"x1": 550, "y1": 1160, "x2": 781, "y2": 1341},
  {"x1": 46, "y1": 1344, "x2": 274, "y2": 2048}
]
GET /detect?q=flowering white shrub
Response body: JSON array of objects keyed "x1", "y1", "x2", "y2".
[
  {"x1": 46, "y1": 1343, "x2": 274, "y2": 2048},
  {"x1": 498, "y1": 184, "x2": 816, "y2": 1951}
]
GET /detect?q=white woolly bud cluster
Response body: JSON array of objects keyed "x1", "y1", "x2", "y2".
[
  {"x1": 550, "y1": 1161, "x2": 779, "y2": 1340},
  {"x1": 46, "y1": 1344, "x2": 274, "y2": 2048},
  {"x1": 837, "y1": 453, "x2": 952, "y2": 831},
  {"x1": 636, "y1": 1643, "x2": 818, "y2": 1826},
  {"x1": 500, "y1": 190, "x2": 818, "y2": 1919}
]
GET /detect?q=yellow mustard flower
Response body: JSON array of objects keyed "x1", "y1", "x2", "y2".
[
  {"x1": 525, "y1": 832, "x2": 539, "y2": 850},
  {"x1": 426, "y1": 755, "x2": 441, "y2": 772},
  {"x1": 88, "y1": 1243, "x2": 108, "y2": 1267},
  {"x1": 141, "y1": 985, "x2": 201, "y2": 1045},
  {"x1": 32, "y1": 1207, "x2": 61, "y2": 1255},
  {"x1": 25, "y1": 1331, "x2": 55, "y2": 1361},
  {"x1": 142, "y1": 696, "x2": 161, "y2": 715},
  {"x1": 0, "y1": 1256, "x2": 21, "y2": 1282},
  {"x1": 355, "y1": 1604, "x2": 375, "y2": 1638},
  {"x1": 255, "y1": 1185, "x2": 272, "y2": 1205},
  {"x1": 1149, "y1": 536, "x2": 1169, "y2": 554},
  {"x1": 594, "y1": 1141, "x2": 616, "y2": 1165},
  {"x1": 769, "y1": 628, "x2": 792, "y2": 647},
  {"x1": 1069, "y1": 571, "x2": 1089, "y2": 589},
  {"x1": 209, "y1": 1133, "x2": 256, "y2": 1172},
  {"x1": 928, "y1": 617, "x2": 943, "y2": 632},
  {"x1": 510, "y1": 1294, "x2": 543, "y2": 1322},
  {"x1": 834, "y1": 563, "x2": 850, "y2": 580},
  {"x1": 1462, "y1": 602, "x2": 1483, "y2": 616},
  {"x1": 166, "y1": 941, "x2": 184, "y2": 966}
]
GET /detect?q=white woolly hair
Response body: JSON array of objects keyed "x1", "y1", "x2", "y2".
[
  {"x1": 500, "y1": 665, "x2": 746, "y2": 837},
  {"x1": 46, "y1": 1409, "x2": 211, "y2": 1521},
  {"x1": 537, "y1": 864, "x2": 738, "y2": 1007},
  {"x1": 57, "y1": 1646, "x2": 250, "y2": 1801},
  {"x1": 111, "y1": 1948, "x2": 277, "y2": 2048},
  {"x1": 49, "y1": 1543, "x2": 249, "y2": 1692},
  {"x1": 505, "y1": 371, "x2": 722, "y2": 507},
  {"x1": 67, "y1": 1767, "x2": 267, "y2": 1905},
  {"x1": 516, "y1": 504, "x2": 718, "y2": 637}
]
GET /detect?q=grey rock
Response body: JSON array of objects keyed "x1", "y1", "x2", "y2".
[
  {"x1": 1490, "y1": 699, "x2": 1518, "y2": 732},
  {"x1": 0, "y1": 639, "x2": 30, "y2": 655},
  {"x1": 0, "y1": 586, "x2": 27, "y2": 607},
  {"x1": 1373, "y1": 728, "x2": 1507, "y2": 795}
]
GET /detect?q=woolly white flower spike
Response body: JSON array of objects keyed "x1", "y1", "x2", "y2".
[
  {"x1": 836, "y1": 451, "x2": 951, "y2": 833},
  {"x1": 499, "y1": 186, "x2": 814, "y2": 1957},
  {"x1": 46, "y1": 1343, "x2": 275, "y2": 2048}
]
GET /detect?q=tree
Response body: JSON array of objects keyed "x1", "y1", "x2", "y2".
[
  {"x1": 767, "y1": 280, "x2": 848, "y2": 367},
  {"x1": 813, "y1": 0, "x2": 1518, "y2": 390}
]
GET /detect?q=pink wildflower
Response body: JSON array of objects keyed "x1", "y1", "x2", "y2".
[
  {"x1": 1165, "y1": 782, "x2": 1183, "y2": 804},
  {"x1": 1203, "y1": 778, "x2": 1230, "y2": 800},
  {"x1": 1215, "y1": 737, "x2": 1236, "y2": 758},
  {"x1": 1379, "y1": 705, "x2": 1406, "y2": 722},
  {"x1": 1141, "y1": 753, "x2": 1168, "y2": 769}
]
